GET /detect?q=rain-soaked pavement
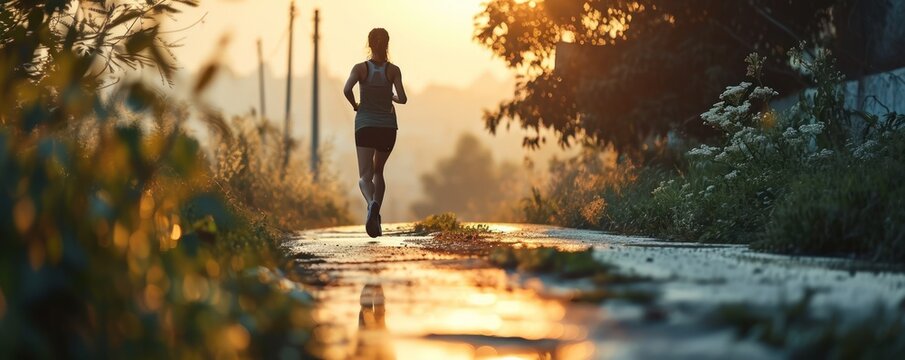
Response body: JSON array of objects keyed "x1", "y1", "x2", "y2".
[{"x1": 282, "y1": 223, "x2": 905, "y2": 360}]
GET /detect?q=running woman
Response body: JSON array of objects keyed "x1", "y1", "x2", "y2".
[{"x1": 343, "y1": 28, "x2": 408, "y2": 238}]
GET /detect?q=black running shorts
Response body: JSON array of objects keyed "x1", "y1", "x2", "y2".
[{"x1": 355, "y1": 127, "x2": 397, "y2": 153}]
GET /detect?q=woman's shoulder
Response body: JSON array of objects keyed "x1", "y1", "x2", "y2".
[{"x1": 387, "y1": 62, "x2": 401, "y2": 74}]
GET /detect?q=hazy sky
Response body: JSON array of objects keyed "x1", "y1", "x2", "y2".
[{"x1": 168, "y1": 0, "x2": 512, "y2": 92}]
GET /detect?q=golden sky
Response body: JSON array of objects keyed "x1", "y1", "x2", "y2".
[{"x1": 169, "y1": 0, "x2": 512, "y2": 92}]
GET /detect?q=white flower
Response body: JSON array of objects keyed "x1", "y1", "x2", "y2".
[
  {"x1": 714, "y1": 151, "x2": 730, "y2": 161},
  {"x1": 719, "y1": 82, "x2": 752, "y2": 101},
  {"x1": 701, "y1": 103, "x2": 729, "y2": 127},
  {"x1": 749, "y1": 86, "x2": 779, "y2": 100},
  {"x1": 799, "y1": 123, "x2": 825, "y2": 136},
  {"x1": 808, "y1": 148, "x2": 834, "y2": 161},
  {"x1": 727, "y1": 101, "x2": 752, "y2": 117},
  {"x1": 706, "y1": 185, "x2": 716, "y2": 192},
  {"x1": 688, "y1": 144, "x2": 718, "y2": 157},
  {"x1": 852, "y1": 140, "x2": 879, "y2": 160},
  {"x1": 725, "y1": 170, "x2": 738, "y2": 180},
  {"x1": 782, "y1": 127, "x2": 799, "y2": 139}
]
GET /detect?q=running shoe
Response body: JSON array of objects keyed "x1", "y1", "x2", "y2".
[{"x1": 365, "y1": 201, "x2": 380, "y2": 238}]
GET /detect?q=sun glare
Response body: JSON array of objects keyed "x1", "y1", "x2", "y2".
[{"x1": 167, "y1": 0, "x2": 511, "y2": 91}]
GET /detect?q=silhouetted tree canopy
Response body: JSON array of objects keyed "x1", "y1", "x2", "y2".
[
  {"x1": 412, "y1": 133, "x2": 522, "y2": 221},
  {"x1": 1, "y1": 0, "x2": 198, "y2": 130},
  {"x1": 474, "y1": 0, "x2": 887, "y2": 153}
]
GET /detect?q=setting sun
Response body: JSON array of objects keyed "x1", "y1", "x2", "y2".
[{"x1": 168, "y1": 0, "x2": 511, "y2": 92}]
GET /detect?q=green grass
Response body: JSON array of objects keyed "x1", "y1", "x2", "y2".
[
  {"x1": 411, "y1": 212, "x2": 490, "y2": 237},
  {"x1": 710, "y1": 290, "x2": 905, "y2": 358}
]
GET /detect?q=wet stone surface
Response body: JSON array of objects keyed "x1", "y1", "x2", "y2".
[{"x1": 282, "y1": 223, "x2": 905, "y2": 360}]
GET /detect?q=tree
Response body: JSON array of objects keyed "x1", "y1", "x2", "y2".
[
  {"x1": 474, "y1": 0, "x2": 851, "y2": 153},
  {"x1": 1, "y1": 0, "x2": 199, "y2": 130},
  {"x1": 412, "y1": 133, "x2": 523, "y2": 221}
]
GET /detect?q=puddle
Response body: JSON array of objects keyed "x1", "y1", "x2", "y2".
[
  {"x1": 285, "y1": 223, "x2": 905, "y2": 360},
  {"x1": 286, "y1": 225, "x2": 601, "y2": 360}
]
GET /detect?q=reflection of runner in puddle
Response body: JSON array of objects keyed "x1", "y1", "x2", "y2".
[{"x1": 353, "y1": 284, "x2": 394, "y2": 360}]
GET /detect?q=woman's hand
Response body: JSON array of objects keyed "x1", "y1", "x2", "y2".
[
  {"x1": 344, "y1": 64, "x2": 362, "y2": 110},
  {"x1": 391, "y1": 67, "x2": 407, "y2": 104}
]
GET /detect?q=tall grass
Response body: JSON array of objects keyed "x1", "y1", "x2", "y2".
[{"x1": 211, "y1": 115, "x2": 350, "y2": 231}]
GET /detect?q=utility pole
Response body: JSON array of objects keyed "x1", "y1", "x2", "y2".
[
  {"x1": 311, "y1": 9, "x2": 320, "y2": 179},
  {"x1": 257, "y1": 38, "x2": 266, "y2": 120},
  {"x1": 281, "y1": 1, "x2": 296, "y2": 178}
]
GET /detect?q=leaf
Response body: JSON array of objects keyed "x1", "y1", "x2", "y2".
[
  {"x1": 173, "y1": 0, "x2": 200, "y2": 7},
  {"x1": 153, "y1": 4, "x2": 182, "y2": 14},
  {"x1": 125, "y1": 28, "x2": 156, "y2": 54},
  {"x1": 193, "y1": 62, "x2": 219, "y2": 95},
  {"x1": 108, "y1": 10, "x2": 142, "y2": 29}
]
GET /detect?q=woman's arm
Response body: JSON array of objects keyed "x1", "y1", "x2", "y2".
[
  {"x1": 343, "y1": 64, "x2": 360, "y2": 111},
  {"x1": 391, "y1": 65, "x2": 407, "y2": 104}
]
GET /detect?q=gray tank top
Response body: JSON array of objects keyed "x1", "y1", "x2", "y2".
[{"x1": 355, "y1": 60, "x2": 398, "y2": 131}]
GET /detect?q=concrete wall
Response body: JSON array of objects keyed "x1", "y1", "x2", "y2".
[
  {"x1": 866, "y1": 0, "x2": 905, "y2": 72},
  {"x1": 772, "y1": 66, "x2": 905, "y2": 116}
]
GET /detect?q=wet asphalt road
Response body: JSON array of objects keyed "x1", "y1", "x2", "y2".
[{"x1": 283, "y1": 223, "x2": 905, "y2": 360}]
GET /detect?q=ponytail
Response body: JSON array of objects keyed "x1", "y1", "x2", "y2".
[{"x1": 368, "y1": 28, "x2": 390, "y2": 60}]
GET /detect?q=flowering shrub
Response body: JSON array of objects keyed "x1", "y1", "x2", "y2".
[{"x1": 528, "y1": 47, "x2": 905, "y2": 260}]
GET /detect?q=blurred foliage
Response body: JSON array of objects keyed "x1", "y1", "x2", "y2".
[
  {"x1": 411, "y1": 133, "x2": 525, "y2": 222},
  {"x1": 474, "y1": 0, "x2": 887, "y2": 153},
  {"x1": 212, "y1": 115, "x2": 350, "y2": 230},
  {"x1": 0, "y1": 1, "x2": 345, "y2": 358},
  {"x1": 1, "y1": 0, "x2": 196, "y2": 98},
  {"x1": 711, "y1": 290, "x2": 905, "y2": 358},
  {"x1": 525, "y1": 48, "x2": 905, "y2": 261}
]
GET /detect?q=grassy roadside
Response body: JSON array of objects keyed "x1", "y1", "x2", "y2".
[
  {"x1": 0, "y1": 3, "x2": 347, "y2": 357},
  {"x1": 0, "y1": 120, "x2": 336, "y2": 358},
  {"x1": 523, "y1": 49, "x2": 905, "y2": 263}
]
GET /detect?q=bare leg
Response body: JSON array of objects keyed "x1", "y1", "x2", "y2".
[
  {"x1": 373, "y1": 150, "x2": 391, "y2": 206},
  {"x1": 356, "y1": 147, "x2": 376, "y2": 205}
]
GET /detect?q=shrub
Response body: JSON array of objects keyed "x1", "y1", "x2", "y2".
[
  {"x1": 0, "y1": 2, "x2": 340, "y2": 357},
  {"x1": 757, "y1": 129, "x2": 905, "y2": 259},
  {"x1": 212, "y1": 115, "x2": 350, "y2": 230},
  {"x1": 526, "y1": 46, "x2": 905, "y2": 261}
]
